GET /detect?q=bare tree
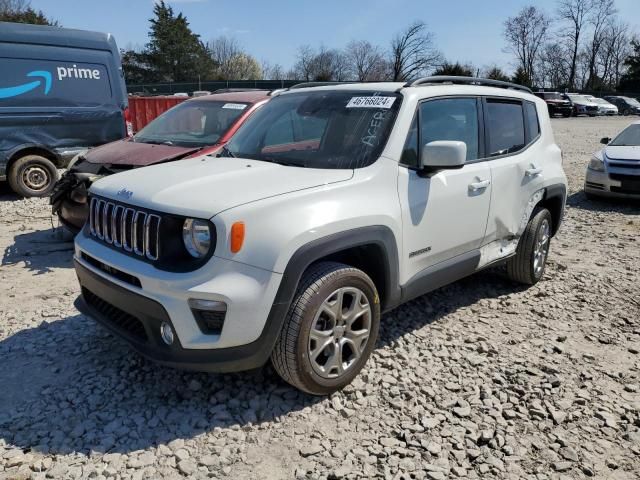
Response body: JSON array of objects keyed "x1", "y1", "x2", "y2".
[
  {"x1": 294, "y1": 45, "x2": 316, "y2": 81},
  {"x1": 557, "y1": 0, "x2": 593, "y2": 89},
  {"x1": 503, "y1": 6, "x2": 552, "y2": 86},
  {"x1": 207, "y1": 36, "x2": 243, "y2": 79},
  {"x1": 261, "y1": 60, "x2": 285, "y2": 80},
  {"x1": 598, "y1": 20, "x2": 630, "y2": 88},
  {"x1": 537, "y1": 42, "x2": 571, "y2": 88},
  {"x1": 389, "y1": 21, "x2": 442, "y2": 81},
  {"x1": 345, "y1": 40, "x2": 388, "y2": 81},
  {"x1": 584, "y1": 0, "x2": 616, "y2": 89}
]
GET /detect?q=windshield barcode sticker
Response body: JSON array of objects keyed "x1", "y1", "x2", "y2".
[
  {"x1": 222, "y1": 103, "x2": 247, "y2": 110},
  {"x1": 346, "y1": 96, "x2": 396, "y2": 109}
]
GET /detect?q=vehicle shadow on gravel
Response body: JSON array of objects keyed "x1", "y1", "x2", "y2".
[
  {"x1": 377, "y1": 268, "x2": 528, "y2": 347},
  {"x1": 567, "y1": 190, "x2": 640, "y2": 213},
  {"x1": 0, "y1": 313, "x2": 324, "y2": 456},
  {"x1": 0, "y1": 268, "x2": 525, "y2": 457},
  {"x1": 2, "y1": 227, "x2": 74, "y2": 274}
]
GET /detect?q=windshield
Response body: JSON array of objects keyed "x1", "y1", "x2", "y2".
[
  {"x1": 545, "y1": 93, "x2": 563, "y2": 100},
  {"x1": 623, "y1": 97, "x2": 640, "y2": 106},
  {"x1": 134, "y1": 100, "x2": 249, "y2": 147},
  {"x1": 569, "y1": 95, "x2": 591, "y2": 103},
  {"x1": 225, "y1": 90, "x2": 401, "y2": 169},
  {"x1": 610, "y1": 124, "x2": 640, "y2": 146}
]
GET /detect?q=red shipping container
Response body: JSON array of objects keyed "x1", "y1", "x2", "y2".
[{"x1": 127, "y1": 96, "x2": 187, "y2": 133}]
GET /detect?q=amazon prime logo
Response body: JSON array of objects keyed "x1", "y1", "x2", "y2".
[
  {"x1": 0, "y1": 71, "x2": 52, "y2": 99},
  {"x1": 117, "y1": 188, "x2": 133, "y2": 200}
]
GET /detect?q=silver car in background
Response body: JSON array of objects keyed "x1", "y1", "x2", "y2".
[
  {"x1": 585, "y1": 121, "x2": 640, "y2": 199},
  {"x1": 585, "y1": 96, "x2": 619, "y2": 116}
]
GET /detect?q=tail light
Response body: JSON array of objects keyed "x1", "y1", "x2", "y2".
[{"x1": 123, "y1": 107, "x2": 133, "y2": 137}]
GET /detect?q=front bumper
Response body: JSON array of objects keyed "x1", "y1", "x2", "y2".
[
  {"x1": 74, "y1": 232, "x2": 286, "y2": 372},
  {"x1": 585, "y1": 169, "x2": 640, "y2": 198},
  {"x1": 75, "y1": 261, "x2": 281, "y2": 372}
]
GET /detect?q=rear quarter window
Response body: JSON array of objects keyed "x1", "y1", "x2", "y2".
[
  {"x1": 0, "y1": 58, "x2": 113, "y2": 107},
  {"x1": 524, "y1": 102, "x2": 540, "y2": 143}
]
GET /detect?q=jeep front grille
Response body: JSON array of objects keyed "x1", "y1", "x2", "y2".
[{"x1": 89, "y1": 197, "x2": 161, "y2": 260}]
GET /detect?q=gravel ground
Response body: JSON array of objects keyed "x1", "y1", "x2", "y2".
[{"x1": 0, "y1": 116, "x2": 639, "y2": 480}]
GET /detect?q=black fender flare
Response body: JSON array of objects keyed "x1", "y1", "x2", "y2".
[
  {"x1": 248, "y1": 226, "x2": 401, "y2": 368},
  {"x1": 543, "y1": 183, "x2": 567, "y2": 236}
]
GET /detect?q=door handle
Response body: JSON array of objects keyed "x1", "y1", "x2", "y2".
[
  {"x1": 469, "y1": 179, "x2": 491, "y2": 191},
  {"x1": 525, "y1": 167, "x2": 543, "y2": 177}
]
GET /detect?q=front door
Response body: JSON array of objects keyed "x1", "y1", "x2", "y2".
[{"x1": 397, "y1": 97, "x2": 491, "y2": 283}]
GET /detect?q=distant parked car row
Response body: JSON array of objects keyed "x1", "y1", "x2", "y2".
[{"x1": 534, "y1": 91, "x2": 640, "y2": 118}]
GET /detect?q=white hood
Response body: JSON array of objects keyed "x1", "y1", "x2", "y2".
[
  {"x1": 605, "y1": 146, "x2": 640, "y2": 161},
  {"x1": 90, "y1": 156, "x2": 354, "y2": 218}
]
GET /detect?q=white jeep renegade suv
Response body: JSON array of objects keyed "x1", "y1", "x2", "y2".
[{"x1": 73, "y1": 77, "x2": 567, "y2": 395}]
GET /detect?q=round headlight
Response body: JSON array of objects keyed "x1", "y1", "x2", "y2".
[
  {"x1": 182, "y1": 219, "x2": 211, "y2": 258},
  {"x1": 588, "y1": 156, "x2": 605, "y2": 172}
]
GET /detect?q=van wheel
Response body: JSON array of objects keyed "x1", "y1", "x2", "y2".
[
  {"x1": 506, "y1": 208, "x2": 552, "y2": 286},
  {"x1": 271, "y1": 262, "x2": 380, "y2": 395},
  {"x1": 8, "y1": 155, "x2": 59, "y2": 197}
]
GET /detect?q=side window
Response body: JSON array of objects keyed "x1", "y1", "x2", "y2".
[
  {"x1": 419, "y1": 98, "x2": 479, "y2": 161},
  {"x1": 524, "y1": 102, "x2": 540, "y2": 143},
  {"x1": 401, "y1": 115, "x2": 419, "y2": 167},
  {"x1": 486, "y1": 100, "x2": 525, "y2": 156}
]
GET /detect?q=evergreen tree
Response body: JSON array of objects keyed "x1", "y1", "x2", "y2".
[
  {"x1": 144, "y1": 1, "x2": 214, "y2": 82},
  {"x1": 619, "y1": 39, "x2": 640, "y2": 92},
  {"x1": 433, "y1": 62, "x2": 474, "y2": 77},
  {"x1": 0, "y1": 0, "x2": 57, "y2": 25}
]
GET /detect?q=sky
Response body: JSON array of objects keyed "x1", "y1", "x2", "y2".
[{"x1": 29, "y1": 0, "x2": 640, "y2": 74}]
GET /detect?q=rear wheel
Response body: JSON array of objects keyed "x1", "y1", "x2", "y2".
[
  {"x1": 8, "y1": 155, "x2": 59, "y2": 197},
  {"x1": 506, "y1": 208, "x2": 552, "y2": 286},
  {"x1": 271, "y1": 262, "x2": 380, "y2": 395}
]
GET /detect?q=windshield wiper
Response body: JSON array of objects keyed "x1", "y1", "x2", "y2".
[{"x1": 216, "y1": 145, "x2": 236, "y2": 158}]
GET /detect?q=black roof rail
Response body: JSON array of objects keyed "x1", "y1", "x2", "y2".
[{"x1": 408, "y1": 76, "x2": 532, "y2": 94}]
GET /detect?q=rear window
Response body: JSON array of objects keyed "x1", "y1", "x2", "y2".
[
  {"x1": 486, "y1": 100, "x2": 525, "y2": 156},
  {"x1": 135, "y1": 101, "x2": 249, "y2": 147},
  {"x1": 0, "y1": 58, "x2": 113, "y2": 107}
]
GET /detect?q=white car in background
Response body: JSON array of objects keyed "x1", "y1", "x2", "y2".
[
  {"x1": 585, "y1": 95, "x2": 619, "y2": 116},
  {"x1": 585, "y1": 121, "x2": 640, "y2": 199},
  {"x1": 564, "y1": 93, "x2": 599, "y2": 117}
]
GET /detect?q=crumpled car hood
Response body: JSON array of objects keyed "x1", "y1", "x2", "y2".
[
  {"x1": 90, "y1": 155, "x2": 354, "y2": 218},
  {"x1": 83, "y1": 139, "x2": 202, "y2": 166}
]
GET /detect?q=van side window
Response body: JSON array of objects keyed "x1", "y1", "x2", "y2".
[
  {"x1": 486, "y1": 100, "x2": 525, "y2": 156},
  {"x1": 418, "y1": 98, "x2": 479, "y2": 162},
  {"x1": 401, "y1": 115, "x2": 419, "y2": 167},
  {"x1": 524, "y1": 102, "x2": 540, "y2": 143}
]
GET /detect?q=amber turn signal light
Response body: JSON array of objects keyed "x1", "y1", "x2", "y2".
[{"x1": 230, "y1": 222, "x2": 245, "y2": 253}]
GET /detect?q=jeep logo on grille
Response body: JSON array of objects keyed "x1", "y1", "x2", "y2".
[{"x1": 117, "y1": 188, "x2": 133, "y2": 199}]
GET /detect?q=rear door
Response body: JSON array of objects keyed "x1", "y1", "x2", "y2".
[
  {"x1": 397, "y1": 97, "x2": 491, "y2": 281},
  {"x1": 483, "y1": 98, "x2": 546, "y2": 244}
]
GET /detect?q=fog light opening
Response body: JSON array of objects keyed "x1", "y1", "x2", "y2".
[{"x1": 160, "y1": 321, "x2": 175, "y2": 345}]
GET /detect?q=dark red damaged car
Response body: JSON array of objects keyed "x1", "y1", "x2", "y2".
[{"x1": 51, "y1": 90, "x2": 272, "y2": 232}]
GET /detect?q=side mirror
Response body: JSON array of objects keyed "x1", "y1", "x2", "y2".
[
  {"x1": 600, "y1": 137, "x2": 611, "y2": 145},
  {"x1": 421, "y1": 141, "x2": 467, "y2": 171}
]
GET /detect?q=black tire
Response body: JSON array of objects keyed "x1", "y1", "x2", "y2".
[
  {"x1": 8, "y1": 155, "x2": 59, "y2": 197},
  {"x1": 271, "y1": 262, "x2": 380, "y2": 395},
  {"x1": 562, "y1": 113, "x2": 571, "y2": 118},
  {"x1": 506, "y1": 208, "x2": 553, "y2": 286},
  {"x1": 623, "y1": 109, "x2": 631, "y2": 116}
]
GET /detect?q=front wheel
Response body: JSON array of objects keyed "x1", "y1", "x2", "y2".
[
  {"x1": 271, "y1": 262, "x2": 380, "y2": 395},
  {"x1": 506, "y1": 208, "x2": 552, "y2": 285},
  {"x1": 8, "y1": 155, "x2": 59, "y2": 197}
]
